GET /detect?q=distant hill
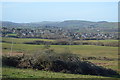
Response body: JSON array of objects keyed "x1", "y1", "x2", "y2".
[{"x1": 1, "y1": 20, "x2": 118, "y2": 29}]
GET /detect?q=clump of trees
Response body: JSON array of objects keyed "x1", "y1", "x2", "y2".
[{"x1": 2, "y1": 46, "x2": 120, "y2": 77}]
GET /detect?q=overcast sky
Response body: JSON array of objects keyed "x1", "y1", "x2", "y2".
[{"x1": 1, "y1": 2, "x2": 118, "y2": 23}]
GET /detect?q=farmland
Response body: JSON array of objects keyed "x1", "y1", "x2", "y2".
[
  {"x1": 2, "y1": 42, "x2": 118, "y2": 58},
  {"x1": 1, "y1": 37, "x2": 119, "y2": 78},
  {"x1": 1, "y1": 1, "x2": 119, "y2": 79},
  {"x1": 1, "y1": 38, "x2": 118, "y2": 58}
]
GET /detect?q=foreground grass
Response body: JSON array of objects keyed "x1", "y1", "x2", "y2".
[{"x1": 2, "y1": 67, "x2": 110, "y2": 78}]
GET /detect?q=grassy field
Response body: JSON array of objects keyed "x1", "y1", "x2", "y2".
[
  {"x1": 7, "y1": 33, "x2": 17, "y2": 36},
  {"x1": 2, "y1": 42, "x2": 118, "y2": 58},
  {"x1": 1, "y1": 37, "x2": 119, "y2": 78},
  {"x1": 2, "y1": 43, "x2": 118, "y2": 70},
  {"x1": 1, "y1": 37, "x2": 118, "y2": 44},
  {"x1": 75, "y1": 39, "x2": 118, "y2": 42},
  {"x1": 1, "y1": 37, "x2": 55, "y2": 44},
  {"x1": 74, "y1": 39, "x2": 119, "y2": 46},
  {"x1": 2, "y1": 67, "x2": 110, "y2": 78}
]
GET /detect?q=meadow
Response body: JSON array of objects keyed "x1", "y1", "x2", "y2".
[
  {"x1": 1, "y1": 37, "x2": 119, "y2": 78},
  {"x1": 1, "y1": 37, "x2": 118, "y2": 44}
]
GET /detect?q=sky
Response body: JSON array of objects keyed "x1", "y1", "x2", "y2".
[{"x1": 1, "y1": 2, "x2": 118, "y2": 23}]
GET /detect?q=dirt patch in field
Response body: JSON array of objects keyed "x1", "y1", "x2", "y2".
[
  {"x1": 3, "y1": 52, "x2": 24, "y2": 56},
  {"x1": 94, "y1": 62, "x2": 116, "y2": 66}
]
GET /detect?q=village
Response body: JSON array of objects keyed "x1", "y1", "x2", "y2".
[{"x1": 1, "y1": 26, "x2": 118, "y2": 40}]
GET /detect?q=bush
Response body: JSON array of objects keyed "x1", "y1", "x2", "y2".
[
  {"x1": 2, "y1": 48, "x2": 120, "y2": 77},
  {"x1": 2, "y1": 55, "x2": 22, "y2": 67}
]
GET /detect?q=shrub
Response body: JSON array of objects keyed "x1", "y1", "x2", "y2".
[
  {"x1": 2, "y1": 55, "x2": 22, "y2": 67},
  {"x1": 2, "y1": 48, "x2": 120, "y2": 77}
]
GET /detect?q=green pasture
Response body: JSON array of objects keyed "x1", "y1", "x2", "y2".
[
  {"x1": 1, "y1": 37, "x2": 119, "y2": 78},
  {"x1": 2, "y1": 42, "x2": 118, "y2": 70},
  {"x1": 88, "y1": 60, "x2": 118, "y2": 70},
  {"x1": 2, "y1": 43, "x2": 118, "y2": 59},
  {"x1": 7, "y1": 33, "x2": 17, "y2": 36},
  {"x1": 1, "y1": 37, "x2": 55, "y2": 44},
  {"x1": 1, "y1": 37, "x2": 119, "y2": 44},
  {"x1": 74, "y1": 39, "x2": 118, "y2": 43}
]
